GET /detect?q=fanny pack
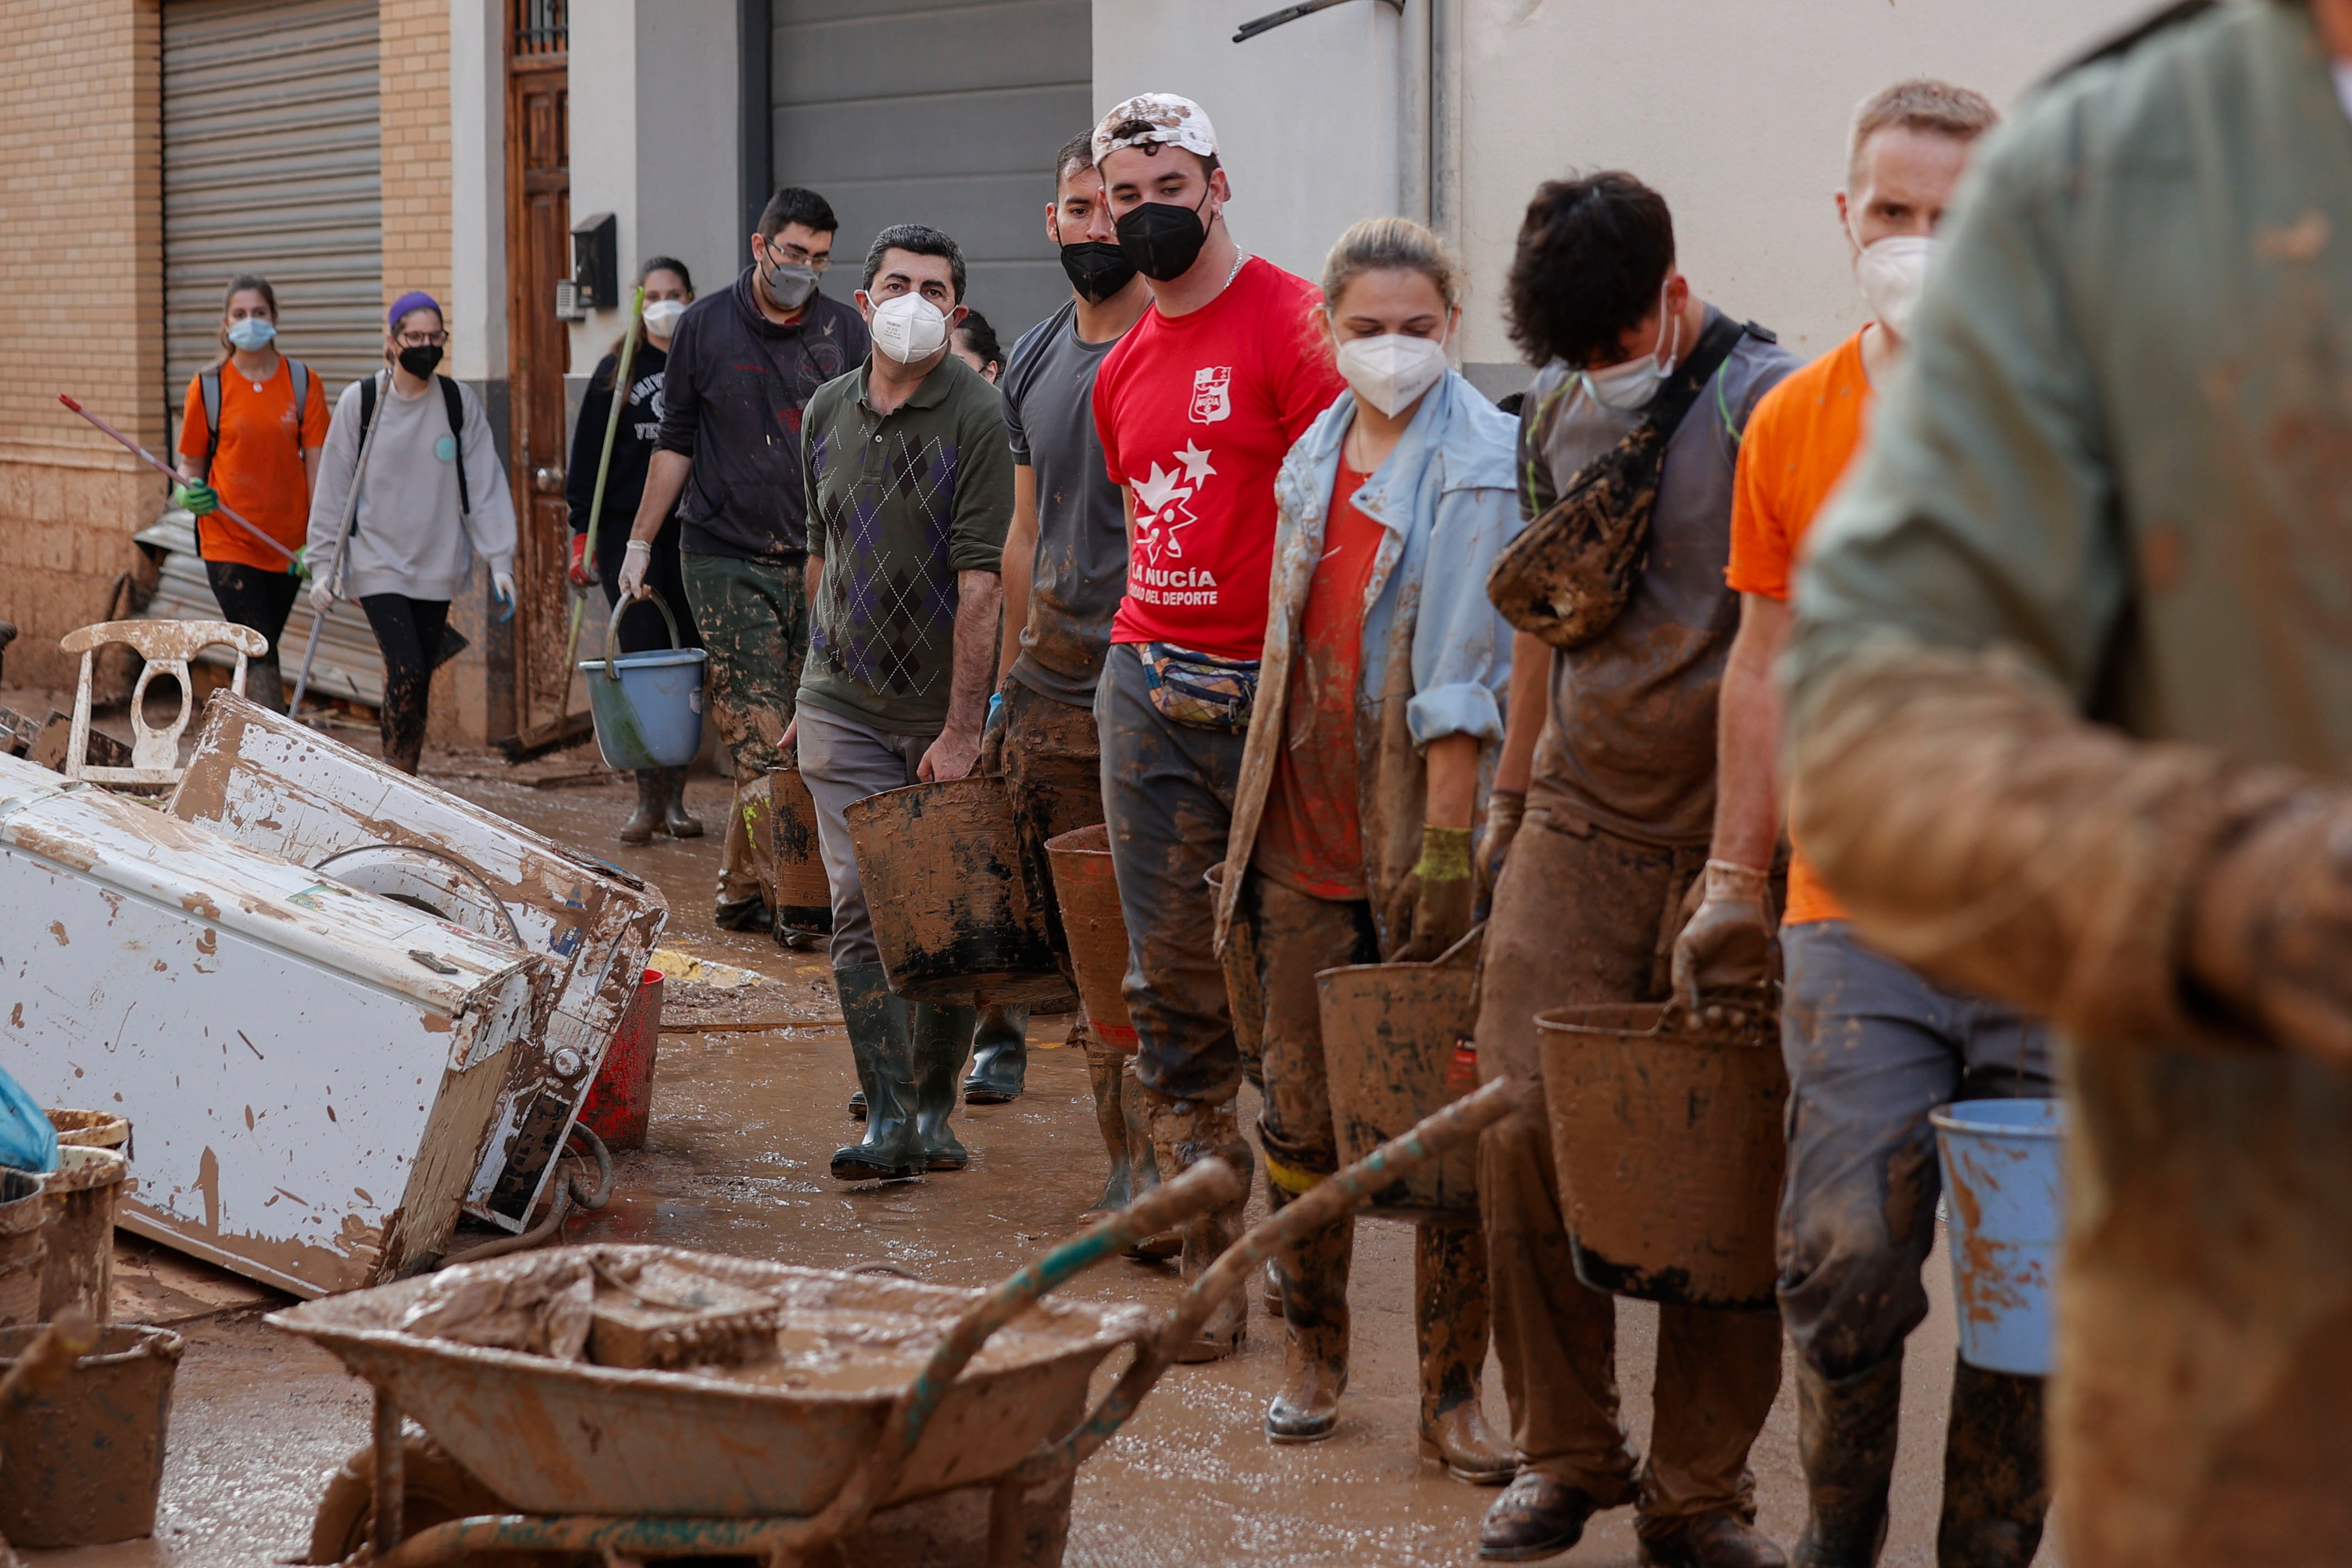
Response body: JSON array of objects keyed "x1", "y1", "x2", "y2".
[
  {"x1": 1141, "y1": 642, "x2": 1259, "y2": 732},
  {"x1": 1487, "y1": 314, "x2": 1761, "y2": 650}
]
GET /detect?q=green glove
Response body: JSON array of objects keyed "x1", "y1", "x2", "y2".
[
  {"x1": 287, "y1": 544, "x2": 311, "y2": 582},
  {"x1": 171, "y1": 482, "x2": 218, "y2": 518},
  {"x1": 1392, "y1": 825, "x2": 1476, "y2": 962}
]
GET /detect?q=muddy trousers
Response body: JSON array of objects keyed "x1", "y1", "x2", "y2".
[
  {"x1": 1096, "y1": 643, "x2": 1247, "y2": 1106},
  {"x1": 999, "y1": 680, "x2": 1105, "y2": 970},
  {"x1": 205, "y1": 559, "x2": 297, "y2": 712},
  {"x1": 360, "y1": 595, "x2": 449, "y2": 775},
  {"x1": 681, "y1": 550, "x2": 806, "y2": 914},
  {"x1": 1475, "y1": 808, "x2": 1782, "y2": 1531},
  {"x1": 794, "y1": 703, "x2": 930, "y2": 971}
]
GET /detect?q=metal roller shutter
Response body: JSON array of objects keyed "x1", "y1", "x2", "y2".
[
  {"x1": 771, "y1": 0, "x2": 1091, "y2": 347},
  {"x1": 162, "y1": 0, "x2": 383, "y2": 432}
]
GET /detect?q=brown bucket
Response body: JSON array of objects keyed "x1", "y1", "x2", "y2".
[
  {"x1": 47, "y1": 1109, "x2": 129, "y2": 1152},
  {"x1": 1537, "y1": 1000, "x2": 1787, "y2": 1309},
  {"x1": 767, "y1": 763, "x2": 835, "y2": 934},
  {"x1": 847, "y1": 777, "x2": 1070, "y2": 1006},
  {"x1": 1316, "y1": 927, "x2": 1484, "y2": 1217},
  {"x1": 0, "y1": 1169, "x2": 47, "y2": 1328},
  {"x1": 1202, "y1": 862, "x2": 1264, "y2": 1087},
  {"x1": 1045, "y1": 824, "x2": 1137, "y2": 1052},
  {"x1": 40, "y1": 1146, "x2": 126, "y2": 1324},
  {"x1": 0, "y1": 1323, "x2": 184, "y2": 1546}
]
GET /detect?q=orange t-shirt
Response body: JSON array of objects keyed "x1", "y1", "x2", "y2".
[
  {"x1": 1725, "y1": 327, "x2": 1874, "y2": 924},
  {"x1": 177, "y1": 358, "x2": 330, "y2": 571},
  {"x1": 1255, "y1": 458, "x2": 1385, "y2": 901}
]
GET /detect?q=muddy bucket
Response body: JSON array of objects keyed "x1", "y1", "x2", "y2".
[
  {"x1": 47, "y1": 1109, "x2": 129, "y2": 1153},
  {"x1": 579, "y1": 971, "x2": 661, "y2": 1152},
  {"x1": 40, "y1": 1146, "x2": 125, "y2": 1324},
  {"x1": 0, "y1": 1323, "x2": 183, "y2": 1546},
  {"x1": 1202, "y1": 862, "x2": 1265, "y2": 1087},
  {"x1": 0, "y1": 1170, "x2": 47, "y2": 1328},
  {"x1": 1316, "y1": 927, "x2": 1484, "y2": 1217},
  {"x1": 1932, "y1": 1098, "x2": 2063, "y2": 1376},
  {"x1": 767, "y1": 763, "x2": 835, "y2": 935},
  {"x1": 1538, "y1": 1000, "x2": 1787, "y2": 1309},
  {"x1": 1045, "y1": 824, "x2": 1136, "y2": 1051},
  {"x1": 847, "y1": 777, "x2": 1067, "y2": 1006},
  {"x1": 580, "y1": 592, "x2": 707, "y2": 770}
]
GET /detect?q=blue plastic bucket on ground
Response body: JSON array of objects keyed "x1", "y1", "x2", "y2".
[
  {"x1": 580, "y1": 591, "x2": 706, "y2": 770},
  {"x1": 1930, "y1": 1097, "x2": 2064, "y2": 1376}
]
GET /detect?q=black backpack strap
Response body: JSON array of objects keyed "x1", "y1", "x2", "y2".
[
  {"x1": 359, "y1": 372, "x2": 377, "y2": 437},
  {"x1": 1643, "y1": 312, "x2": 1749, "y2": 448},
  {"x1": 286, "y1": 358, "x2": 311, "y2": 447},
  {"x1": 199, "y1": 369, "x2": 222, "y2": 475},
  {"x1": 438, "y1": 375, "x2": 470, "y2": 516}
]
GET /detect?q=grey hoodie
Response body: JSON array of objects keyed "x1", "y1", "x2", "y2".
[{"x1": 305, "y1": 372, "x2": 517, "y2": 601}]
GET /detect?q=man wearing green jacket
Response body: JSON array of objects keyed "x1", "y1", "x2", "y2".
[{"x1": 1785, "y1": 3, "x2": 2352, "y2": 1562}]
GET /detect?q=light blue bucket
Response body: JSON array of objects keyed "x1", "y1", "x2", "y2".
[
  {"x1": 580, "y1": 591, "x2": 706, "y2": 770},
  {"x1": 1930, "y1": 1097, "x2": 2064, "y2": 1376}
]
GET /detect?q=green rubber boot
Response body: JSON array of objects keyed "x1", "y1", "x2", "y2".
[
  {"x1": 913, "y1": 999, "x2": 979, "y2": 1172},
  {"x1": 830, "y1": 964, "x2": 922, "y2": 1182},
  {"x1": 962, "y1": 1004, "x2": 1028, "y2": 1104}
]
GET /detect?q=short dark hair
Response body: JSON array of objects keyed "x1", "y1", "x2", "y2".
[
  {"x1": 757, "y1": 186, "x2": 838, "y2": 240},
  {"x1": 862, "y1": 224, "x2": 967, "y2": 302},
  {"x1": 638, "y1": 254, "x2": 694, "y2": 294},
  {"x1": 1505, "y1": 171, "x2": 1675, "y2": 369},
  {"x1": 1104, "y1": 122, "x2": 1221, "y2": 181},
  {"x1": 954, "y1": 309, "x2": 1003, "y2": 373},
  {"x1": 1054, "y1": 132, "x2": 1095, "y2": 187}
]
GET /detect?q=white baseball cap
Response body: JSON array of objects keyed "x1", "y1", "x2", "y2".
[{"x1": 1091, "y1": 94, "x2": 1219, "y2": 166}]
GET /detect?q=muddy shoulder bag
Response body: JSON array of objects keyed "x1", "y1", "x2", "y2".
[
  {"x1": 1141, "y1": 642, "x2": 1259, "y2": 733},
  {"x1": 1486, "y1": 313, "x2": 1761, "y2": 650}
]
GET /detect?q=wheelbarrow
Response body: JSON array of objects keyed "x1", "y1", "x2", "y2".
[{"x1": 271, "y1": 1079, "x2": 1513, "y2": 1567}]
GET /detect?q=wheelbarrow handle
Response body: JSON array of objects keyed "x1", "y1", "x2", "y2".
[
  {"x1": 1008, "y1": 1075, "x2": 1516, "y2": 1487},
  {"x1": 798, "y1": 1158, "x2": 1244, "y2": 1549}
]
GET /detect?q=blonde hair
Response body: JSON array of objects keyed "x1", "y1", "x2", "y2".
[
  {"x1": 1320, "y1": 216, "x2": 1460, "y2": 313},
  {"x1": 1847, "y1": 79, "x2": 1998, "y2": 187}
]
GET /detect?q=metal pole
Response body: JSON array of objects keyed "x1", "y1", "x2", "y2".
[
  {"x1": 559, "y1": 286, "x2": 646, "y2": 706},
  {"x1": 56, "y1": 394, "x2": 298, "y2": 566},
  {"x1": 289, "y1": 371, "x2": 390, "y2": 718}
]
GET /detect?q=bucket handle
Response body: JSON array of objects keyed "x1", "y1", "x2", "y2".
[{"x1": 601, "y1": 590, "x2": 683, "y2": 681}]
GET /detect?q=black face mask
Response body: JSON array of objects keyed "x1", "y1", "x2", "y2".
[
  {"x1": 1115, "y1": 189, "x2": 1214, "y2": 282},
  {"x1": 398, "y1": 344, "x2": 444, "y2": 379},
  {"x1": 1059, "y1": 241, "x2": 1137, "y2": 304}
]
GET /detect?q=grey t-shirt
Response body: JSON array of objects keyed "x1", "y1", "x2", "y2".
[
  {"x1": 999, "y1": 300, "x2": 1129, "y2": 705},
  {"x1": 1519, "y1": 307, "x2": 1796, "y2": 846}
]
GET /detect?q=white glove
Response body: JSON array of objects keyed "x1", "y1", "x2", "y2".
[
  {"x1": 308, "y1": 577, "x2": 336, "y2": 614},
  {"x1": 491, "y1": 570, "x2": 516, "y2": 623},
  {"x1": 618, "y1": 540, "x2": 653, "y2": 600}
]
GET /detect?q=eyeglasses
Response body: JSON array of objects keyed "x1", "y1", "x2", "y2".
[
  {"x1": 763, "y1": 238, "x2": 831, "y2": 273},
  {"x1": 395, "y1": 329, "x2": 449, "y2": 347}
]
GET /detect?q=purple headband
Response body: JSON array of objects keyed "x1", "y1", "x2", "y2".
[{"x1": 387, "y1": 291, "x2": 442, "y2": 331}]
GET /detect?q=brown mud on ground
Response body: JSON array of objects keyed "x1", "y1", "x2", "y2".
[{"x1": 29, "y1": 760, "x2": 2051, "y2": 1567}]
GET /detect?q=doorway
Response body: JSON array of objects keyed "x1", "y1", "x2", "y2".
[{"x1": 504, "y1": 0, "x2": 570, "y2": 745}]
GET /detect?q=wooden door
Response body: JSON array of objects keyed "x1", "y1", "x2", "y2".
[{"x1": 505, "y1": 0, "x2": 570, "y2": 742}]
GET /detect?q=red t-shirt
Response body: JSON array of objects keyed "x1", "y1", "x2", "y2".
[
  {"x1": 1093, "y1": 257, "x2": 1345, "y2": 660},
  {"x1": 1254, "y1": 459, "x2": 1382, "y2": 900}
]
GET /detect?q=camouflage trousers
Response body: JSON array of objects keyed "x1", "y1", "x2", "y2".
[{"x1": 680, "y1": 550, "x2": 808, "y2": 913}]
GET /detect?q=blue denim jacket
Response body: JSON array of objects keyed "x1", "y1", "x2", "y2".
[{"x1": 1215, "y1": 369, "x2": 1523, "y2": 954}]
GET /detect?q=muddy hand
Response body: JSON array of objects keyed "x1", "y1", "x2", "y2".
[
  {"x1": 977, "y1": 684, "x2": 1011, "y2": 776},
  {"x1": 918, "y1": 720, "x2": 983, "y2": 782},
  {"x1": 1671, "y1": 858, "x2": 1774, "y2": 1012},
  {"x1": 2189, "y1": 788, "x2": 2352, "y2": 1063},
  {"x1": 1474, "y1": 790, "x2": 1524, "y2": 920},
  {"x1": 1395, "y1": 825, "x2": 1475, "y2": 961}
]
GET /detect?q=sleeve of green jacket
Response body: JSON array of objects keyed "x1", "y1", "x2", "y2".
[{"x1": 949, "y1": 389, "x2": 1014, "y2": 575}]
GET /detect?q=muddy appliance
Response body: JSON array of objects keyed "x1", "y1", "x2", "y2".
[
  {"x1": 0, "y1": 752, "x2": 553, "y2": 1296},
  {"x1": 170, "y1": 694, "x2": 669, "y2": 1234}
]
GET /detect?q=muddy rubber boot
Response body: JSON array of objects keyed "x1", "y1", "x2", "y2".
[
  {"x1": 1417, "y1": 1218, "x2": 1516, "y2": 1484},
  {"x1": 661, "y1": 767, "x2": 704, "y2": 838},
  {"x1": 1266, "y1": 1182, "x2": 1352, "y2": 1442},
  {"x1": 248, "y1": 654, "x2": 287, "y2": 714},
  {"x1": 712, "y1": 786, "x2": 770, "y2": 930},
  {"x1": 830, "y1": 964, "x2": 922, "y2": 1182},
  {"x1": 848, "y1": 1090, "x2": 866, "y2": 1121},
  {"x1": 1080, "y1": 1032, "x2": 1133, "y2": 1216},
  {"x1": 1139, "y1": 1085, "x2": 1253, "y2": 1362},
  {"x1": 620, "y1": 771, "x2": 662, "y2": 846},
  {"x1": 912, "y1": 1000, "x2": 978, "y2": 1172},
  {"x1": 1119, "y1": 1055, "x2": 1180, "y2": 1260},
  {"x1": 1791, "y1": 1355, "x2": 1903, "y2": 1567},
  {"x1": 962, "y1": 1004, "x2": 1028, "y2": 1104},
  {"x1": 1934, "y1": 1363, "x2": 2049, "y2": 1568}
]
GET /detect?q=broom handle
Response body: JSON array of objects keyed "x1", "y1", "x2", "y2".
[
  {"x1": 559, "y1": 286, "x2": 646, "y2": 700},
  {"x1": 57, "y1": 394, "x2": 297, "y2": 565}
]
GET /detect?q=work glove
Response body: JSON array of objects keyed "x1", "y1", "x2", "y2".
[
  {"x1": 308, "y1": 576, "x2": 336, "y2": 615},
  {"x1": 287, "y1": 545, "x2": 311, "y2": 582},
  {"x1": 1474, "y1": 790, "x2": 1525, "y2": 920},
  {"x1": 2188, "y1": 788, "x2": 2352, "y2": 1063},
  {"x1": 1671, "y1": 859, "x2": 1776, "y2": 1014},
  {"x1": 1391, "y1": 825, "x2": 1476, "y2": 962},
  {"x1": 170, "y1": 482, "x2": 217, "y2": 518},
  {"x1": 617, "y1": 540, "x2": 653, "y2": 601},
  {"x1": 976, "y1": 687, "x2": 1011, "y2": 776},
  {"x1": 491, "y1": 571, "x2": 516, "y2": 624},
  {"x1": 568, "y1": 532, "x2": 598, "y2": 589}
]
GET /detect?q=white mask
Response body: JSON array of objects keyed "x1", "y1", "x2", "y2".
[
  {"x1": 1582, "y1": 282, "x2": 1681, "y2": 412},
  {"x1": 641, "y1": 299, "x2": 687, "y2": 337},
  {"x1": 1335, "y1": 333, "x2": 1449, "y2": 418},
  {"x1": 1852, "y1": 233, "x2": 1935, "y2": 340},
  {"x1": 870, "y1": 292, "x2": 950, "y2": 364}
]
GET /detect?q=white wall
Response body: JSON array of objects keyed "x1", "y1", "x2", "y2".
[
  {"x1": 566, "y1": 0, "x2": 744, "y2": 371},
  {"x1": 449, "y1": 0, "x2": 505, "y2": 386}
]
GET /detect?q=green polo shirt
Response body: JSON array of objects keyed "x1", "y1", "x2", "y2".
[{"x1": 795, "y1": 352, "x2": 1013, "y2": 736}]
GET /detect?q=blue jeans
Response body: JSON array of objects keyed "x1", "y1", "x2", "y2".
[{"x1": 1775, "y1": 918, "x2": 2055, "y2": 1380}]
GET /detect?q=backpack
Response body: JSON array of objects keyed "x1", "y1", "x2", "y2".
[
  {"x1": 357, "y1": 373, "x2": 472, "y2": 517},
  {"x1": 199, "y1": 357, "x2": 311, "y2": 473}
]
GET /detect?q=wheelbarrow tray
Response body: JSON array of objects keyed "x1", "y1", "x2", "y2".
[{"x1": 268, "y1": 1245, "x2": 1151, "y2": 1520}]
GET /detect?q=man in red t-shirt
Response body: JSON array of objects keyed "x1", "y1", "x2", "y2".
[{"x1": 1088, "y1": 91, "x2": 1344, "y2": 1362}]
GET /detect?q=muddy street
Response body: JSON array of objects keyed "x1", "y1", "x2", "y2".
[{"x1": 14, "y1": 759, "x2": 2045, "y2": 1568}]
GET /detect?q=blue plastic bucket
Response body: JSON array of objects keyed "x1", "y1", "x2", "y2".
[
  {"x1": 580, "y1": 591, "x2": 706, "y2": 770},
  {"x1": 1930, "y1": 1097, "x2": 2064, "y2": 1376}
]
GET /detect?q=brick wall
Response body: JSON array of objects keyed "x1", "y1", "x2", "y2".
[
  {"x1": 0, "y1": 0, "x2": 164, "y2": 690},
  {"x1": 380, "y1": 0, "x2": 454, "y2": 320}
]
